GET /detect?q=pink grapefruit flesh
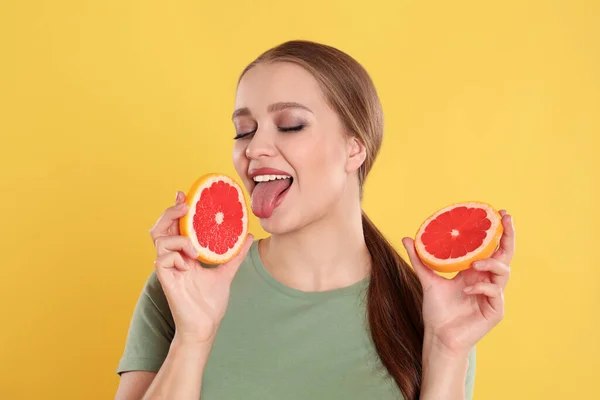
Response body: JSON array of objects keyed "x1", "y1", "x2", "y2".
[{"x1": 180, "y1": 173, "x2": 249, "y2": 264}]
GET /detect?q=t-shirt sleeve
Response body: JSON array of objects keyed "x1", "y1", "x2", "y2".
[
  {"x1": 464, "y1": 346, "x2": 477, "y2": 399},
  {"x1": 116, "y1": 270, "x2": 175, "y2": 374}
]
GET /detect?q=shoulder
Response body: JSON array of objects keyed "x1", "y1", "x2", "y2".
[
  {"x1": 140, "y1": 269, "x2": 171, "y2": 315},
  {"x1": 116, "y1": 271, "x2": 175, "y2": 375}
]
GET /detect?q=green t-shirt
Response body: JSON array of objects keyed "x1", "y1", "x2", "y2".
[{"x1": 117, "y1": 239, "x2": 476, "y2": 399}]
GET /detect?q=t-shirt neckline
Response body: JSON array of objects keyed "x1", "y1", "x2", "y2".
[{"x1": 249, "y1": 239, "x2": 371, "y2": 300}]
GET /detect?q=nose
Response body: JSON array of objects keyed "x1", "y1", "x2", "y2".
[{"x1": 245, "y1": 129, "x2": 276, "y2": 160}]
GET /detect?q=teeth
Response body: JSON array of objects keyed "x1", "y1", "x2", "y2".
[{"x1": 253, "y1": 174, "x2": 291, "y2": 183}]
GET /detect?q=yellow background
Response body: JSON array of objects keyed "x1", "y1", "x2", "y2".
[{"x1": 1, "y1": 0, "x2": 598, "y2": 398}]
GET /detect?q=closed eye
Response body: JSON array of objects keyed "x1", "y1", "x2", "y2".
[
  {"x1": 233, "y1": 124, "x2": 304, "y2": 140},
  {"x1": 233, "y1": 129, "x2": 256, "y2": 140},
  {"x1": 279, "y1": 125, "x2": 304, "y2": 132}
]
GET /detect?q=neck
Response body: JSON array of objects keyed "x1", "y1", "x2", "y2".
[{"x1": 259, "y1": 197, "x2": 372, "y2": 293}]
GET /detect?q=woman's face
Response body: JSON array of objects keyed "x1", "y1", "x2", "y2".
[{"x1": 232, "y1": 61, "x2": 364, "y2": 234}]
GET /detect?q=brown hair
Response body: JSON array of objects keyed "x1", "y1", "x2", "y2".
[{"x1": 239, "y1": 40, "x2": 425, "y2": 399}]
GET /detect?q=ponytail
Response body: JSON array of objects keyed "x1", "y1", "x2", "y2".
[
  {"x1": 362, "y1": 211, "x2": 425, "y2": 400},
  {"x1": 242, "y1": 38, "x2": 426, "y2": 399}
]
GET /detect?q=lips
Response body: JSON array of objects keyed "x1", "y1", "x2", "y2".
[{"x1": 248, "y1": 167, "x2": 292, "y2": 181}]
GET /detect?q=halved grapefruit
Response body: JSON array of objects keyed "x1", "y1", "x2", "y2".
[
  {"x1": 414, "y1": 201, "x2": 504, "y2": 273},
  {"x1": 179, "y1": 173, "x2": 249, "y2": 264}
]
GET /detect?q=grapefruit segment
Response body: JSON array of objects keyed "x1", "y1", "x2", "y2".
[
  {"x1": 179, "y1": 173, "x2": 249, "y2": 264},
  {"x1": 415, "y1": 202, "x2": 503, "y2": 273}
]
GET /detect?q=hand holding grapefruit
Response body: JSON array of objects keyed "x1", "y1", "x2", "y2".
[
  {"x1": 403, "y1": 205, "x2": 515, "y2": 356},
  {"x1": 150, "y1": 173, "x2": 253, "y2": 344},
  {"x1": 414, "y1": 202, "x2": 504, "y2": 273}
]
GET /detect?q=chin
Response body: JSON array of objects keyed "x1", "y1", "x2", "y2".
[
  {"x1": 256, "y1": 205, "x2": 326, "y2": 237},
  {"x1": 252, "y1": 184, "x2": 337, "y2": 236},
  {"x1": 257, "y1": 204, "x2": 315, "y2": 236},
  {"x1": 256, "y1": 208, "x2": 298, "y2": 235}
]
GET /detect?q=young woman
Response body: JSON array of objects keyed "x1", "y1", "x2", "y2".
[{"x1": 115, "y1": 40, "x2": 515, "y2": 400}]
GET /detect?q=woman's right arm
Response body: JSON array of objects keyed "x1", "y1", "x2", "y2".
[
  {"x1": 115, "y1": 337, "x2": 212, "y2": 400},
  {"x1": 140, "y1": 336, "x2": 213, "y2": 400},
  {"x1": 115, "y1": 192, "x2": 253, "y2": 400},
  {"x1": 115, "y1": 371, "x2": 156, "y2": 400}
]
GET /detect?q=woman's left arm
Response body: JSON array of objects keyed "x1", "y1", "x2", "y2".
[
  {"x1": 403, "y1": 211, "x2": 516, "y2": 400},
  {"x1": 418, "y1": 333, "x2": 472, "y2": 399}
]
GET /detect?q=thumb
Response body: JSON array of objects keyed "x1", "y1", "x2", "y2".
[
  {"x1": 402, "y1": 237, "x2": 438, "y2": 289},
  {"x1": 219, "y1": 233, "x2": 254, "y2": 281}
]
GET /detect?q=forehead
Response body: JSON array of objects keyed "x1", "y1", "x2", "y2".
[{"x1": 235, "y1": 62, "x2": 325, "y2": 110}]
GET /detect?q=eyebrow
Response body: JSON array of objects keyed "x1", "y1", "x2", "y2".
[{"x1": 231, "y1": 102, "x2": 313, "y2": 120}]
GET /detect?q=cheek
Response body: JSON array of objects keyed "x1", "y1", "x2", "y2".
[
  {"x1": 290, "y1": 135, "x2": 347, "y2": 183},
  {"x1": 315, "y1": 136, "x2": 348, "y2": 174},
  {"x1": 232, "y1": 142, "x2": 250, "y2": 183}
]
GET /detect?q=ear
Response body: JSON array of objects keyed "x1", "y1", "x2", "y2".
[{"x1": 345, "y1": 136, "x2": 367, "y2": 174}]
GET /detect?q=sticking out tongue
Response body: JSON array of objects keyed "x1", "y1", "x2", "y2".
[{"x1": 251, "y1": 179, "x2": 292, "y2": 219}]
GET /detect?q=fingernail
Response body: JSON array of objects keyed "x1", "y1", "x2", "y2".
[
  {"x1": 473, "y1": 260, "x2": 485, "y2": 268},
  {"x1": 464, "y1": 286, "x2": 473, "y2": 293},
  {"x1": 175, "y1": 192, "x2": 181, "y2": 203}
]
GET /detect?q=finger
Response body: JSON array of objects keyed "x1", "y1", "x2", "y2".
[
  {"x1": 175, "y1": 191, "x2": 185, "y2": 204},
  {"x1": 464, "y1": 282, "x2": 504, "y2": 315},
  {"x1": 402, "y1": 237, "x2": 440, "y2": 289},
  {"x1": 155, "y1": 235, "x2": 198, "y2": 259},
  {"x1": 472, "y1": 258, "x2": 510, "y2": 289},
  {"x1": 492, "y1": 213, "x2": 515, "y2": 265},
  {"x1": 154, "y1": 251, "x2": 189, "y2": 272},
  {"x1": 149, "y1": 201, "x2": 189, "y2": 242},
  {"x1": 219, "y1": 234, "x2": 254, "y2": 281}
]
